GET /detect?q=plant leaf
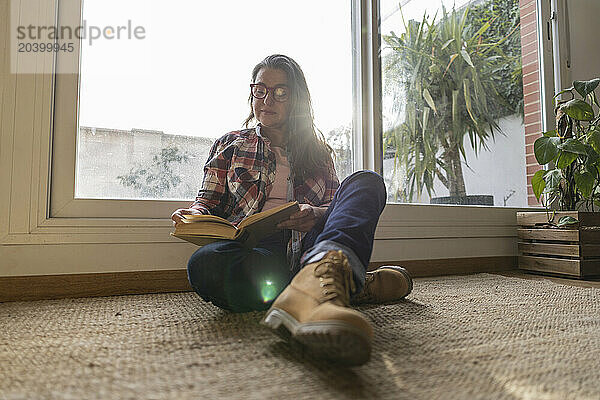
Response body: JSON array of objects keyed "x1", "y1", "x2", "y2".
[
  {"x1": 587, "y1": 126, "x2": 600, "y2": 153},
  {"x1": 452, "y1": 89, "x2": 460, "y2": 138},
  {"x1": 422, "y1": 107, "x2": 430, "y2": 136},
  {"x1": 444, "y1": 54, "x2": 459, "y2": 75},
  {"x1": 460, "y1": 50, "x2": 474, "y2": 68},
  {"x1": 558, "y1": 138, "x2": 588, "y2": 155},
  {"x1": 473, "y1": 20, "x2": 491, "y2": 38},
  {"x1": 543, "y1": 130, "x2": 557, "y2": 137},
  {"x1": 584, "y1": 144, "x2": 599, "y2": 168},
  {"x1": 574, "y1": 169, "x2": 595, "y2": 198},
  {"x1": 555, "y1": 151, "x2": 578, "y2": 169},
  {"x1": 557, "y1": 216, "x2": 579, "y2": 227},
  {"x1": 573, "y1": 78, "x2": 600, "y2": 98},
  {"x1": 463, "y1": 79, "x2": 476, "y2": 124},
  {"x1": 534, "y1": 136, "x2": 560, "y2": 165},
  {"x1": 562, "y1": 99, "x2": 595, "y2": 121},
  {"x1": 531, "y1": 169, "x2": 546, "y2": 201},
  {"x1": 422, "y1": 88, "x2": 437, "y2": 114},
  {"x1": 441, "y1": 38, "x2": 454, "y2": 50},
  {"x1": 544, "y1": 169, "x2": 562, "y2": 192}
]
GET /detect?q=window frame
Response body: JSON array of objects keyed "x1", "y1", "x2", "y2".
[{"x1": 539, "y1": 0, "x2": 555, "y2": 133}]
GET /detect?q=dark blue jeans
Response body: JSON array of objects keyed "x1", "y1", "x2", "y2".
[{"x1": 187, "y1": 170, "x2": 387, "y2": 312}]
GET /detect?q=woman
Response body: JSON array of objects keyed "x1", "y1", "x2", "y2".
[{"x1": 171, "y1": 54, "x2": 412, "y2": 366}]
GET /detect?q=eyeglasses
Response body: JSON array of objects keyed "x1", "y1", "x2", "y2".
[{"x1": 250, "y1": 83, "x2": 289, "y2": 102}]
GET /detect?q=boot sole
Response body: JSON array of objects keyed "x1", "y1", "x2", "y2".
[{"x1": 262, "y1": 308, "x2": 371, "y2": 366}]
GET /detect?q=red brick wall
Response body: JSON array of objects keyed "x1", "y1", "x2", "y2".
[{"x1": 520, "y1": 0, "x2": 543, "y2": 206}]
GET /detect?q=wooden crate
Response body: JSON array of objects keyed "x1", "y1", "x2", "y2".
[{"x1": 517, "y1": 211, "x2": 600, "y2": 278}]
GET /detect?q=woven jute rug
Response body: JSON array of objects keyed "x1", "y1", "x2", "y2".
[{"x1": 1, "y1": 273, "x2": 599, "y2": 400}]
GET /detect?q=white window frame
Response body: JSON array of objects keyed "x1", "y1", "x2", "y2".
[
  {"x1": 1, "y1": 0, "x2": 542, "y2": 278},
  {"x1": 539, "y1": 0, "x2": 555, "y2": 133}
]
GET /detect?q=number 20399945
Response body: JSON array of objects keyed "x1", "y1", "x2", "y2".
[{"x1": 18, "y1": 42, "x2": 74, "y2": 52}]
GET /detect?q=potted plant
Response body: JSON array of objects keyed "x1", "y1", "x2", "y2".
[
  {"x1": 382, "y1": 2, "x2": 522, "y2": 204},
  {"x1": 517, "y1": 77, "x2": 600, "y2": 278}
]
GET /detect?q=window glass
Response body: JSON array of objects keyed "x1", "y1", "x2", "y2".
[
  {"x1": 76, "y1": 0, "x2": 353, "y2": 200},
  {"x1": 380, "y1": 0, "x2": 527, "y2": 206}
]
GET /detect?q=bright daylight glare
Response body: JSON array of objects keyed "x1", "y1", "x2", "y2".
[
  {"x1": 76, "y1": 0, "x2": 352, "y2": 200},
  {"x1": 78, "y1": 0, "x2": 352, "y2": 138}
]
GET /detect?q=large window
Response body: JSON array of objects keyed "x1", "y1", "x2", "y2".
[
  {"x1": 76, "y1": 0, "x2": 353, "y2": 200},
  {"x1": 3, "y1": 0, "x2": 557, "y2": 279},
  {"x1": 380, "y1": 0, "x2": 527, "y2": 207}
]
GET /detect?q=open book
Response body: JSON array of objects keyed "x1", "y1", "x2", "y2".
[{"x1": 171, "y1": 201, "x2": 299, "y2": 247}]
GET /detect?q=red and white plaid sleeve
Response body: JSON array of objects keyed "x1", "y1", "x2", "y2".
[
  {"x1": 321, "y1": 154, "x2": 340, "y2": 207},
  {"x1": 190, "y1": 135, "x2": 234, "y2": 216}
]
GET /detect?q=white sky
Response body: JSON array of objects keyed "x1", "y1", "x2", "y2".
[
  {"x1": 381, "y1": 0, "x2": 474, "y2": 27},
  {"x1": 78, "y1": 0, "x2": 352, "y2": 138},
  {"x1": 78, "y1": 0, "x2": 475, "y2": 139}
]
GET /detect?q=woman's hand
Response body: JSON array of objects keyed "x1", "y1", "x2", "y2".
[
  {"x1": 171, "y1": 208, "x2": 203, "y2": 226},
  {"x1": 277, "y1": 204, "x2": 327, "y2": 232}
]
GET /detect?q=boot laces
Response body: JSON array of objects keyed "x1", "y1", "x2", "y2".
[
  {"x1": 353, "y1": 272, "x2": 374, "y2": 302},
  {"x1": 313, "y1": 250, "x2": 356, "y2": 305}
]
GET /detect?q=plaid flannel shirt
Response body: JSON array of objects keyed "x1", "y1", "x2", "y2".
[{"x1": 190, "y1": 126, "x2": 340, "y2": 268}]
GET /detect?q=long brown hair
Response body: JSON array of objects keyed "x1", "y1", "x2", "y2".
[{"x1": 243, "y1": 54, "x2": 333, "y2": 180}]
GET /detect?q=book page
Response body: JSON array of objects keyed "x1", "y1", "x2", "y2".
[
  {"x1": 181, "y1": 214, "x2": 234, "y2": 226},
  {"x1": 236, "y1": 202, "x2": 299, "y2": 246},
  {"x1": 238, "y1": 201, "x2": 299, "y2": 230},
  {"x1": 174, "y1": 221, "x2": 237, "y2": 238},
  {"x1": 172, "y1": 202, "x2": 298, "y2": 248},
  {"x1": 170, "y1": 233, "x2": 223, "y2": 247}
]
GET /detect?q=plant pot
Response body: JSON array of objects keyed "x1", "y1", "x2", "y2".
[
  {"x1": 517, "y1": 211, "x2": 600, "y2": 278},
  {"x1": 430, "y1": 195, "x2": 494, "y2": 206}
]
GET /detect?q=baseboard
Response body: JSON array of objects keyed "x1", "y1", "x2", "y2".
[
  {"x1": 0, "y1": 256, "x2": 517, "y2": 302},
  {"x1": 0, "y1": 270, "x2": 191, "y2": 302},
  {"x1": 370, "y1": 256, "x2": 518, "y2": 276}
]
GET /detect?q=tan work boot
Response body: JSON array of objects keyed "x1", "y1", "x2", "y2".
[
  {"x1": 262, "y1": 250, "x2": 373, "y2": 366},
  {"x1": 351, "y1": 266, "x2": 413, "y2": 305}
]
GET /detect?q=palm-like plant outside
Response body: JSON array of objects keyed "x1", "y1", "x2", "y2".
[{"x1": 383, "y1": 5, "x2": 521, "y2": 202}]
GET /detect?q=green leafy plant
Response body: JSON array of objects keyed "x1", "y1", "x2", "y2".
[
  {"x1": 382, "y1": 2, "x2": 522, "y2": 201},
  {"x1": 532, "y1": 78, "x2": 600, "y2": 218},
  {"x1": 468, "y1": 0, "x2": 523, "y2": 118}
]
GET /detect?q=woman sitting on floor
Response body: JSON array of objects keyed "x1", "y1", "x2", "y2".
[{"x1": 171, "y1": 54, "x2": 412, "y2": 366}]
